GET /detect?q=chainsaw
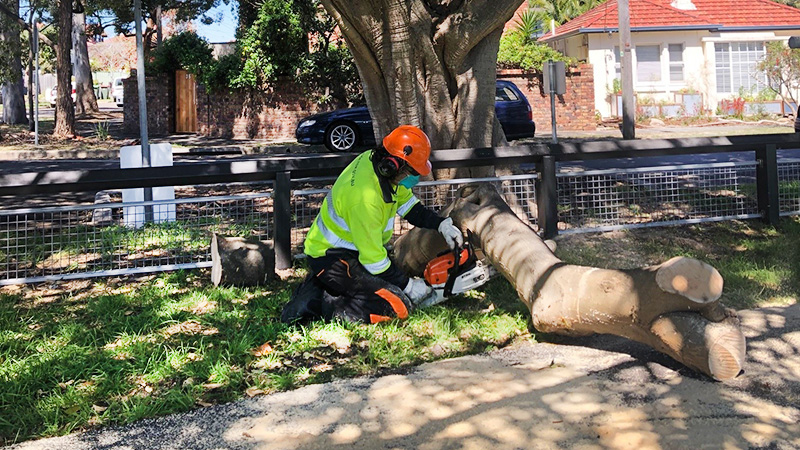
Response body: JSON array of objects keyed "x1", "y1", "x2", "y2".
[{"x1": 417, "y1": 232, "x2": 496, "y2": 308}]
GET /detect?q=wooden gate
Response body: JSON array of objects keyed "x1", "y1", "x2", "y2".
[{"x1": 175, "y1": 69, "x2": 197, "y2": 133}]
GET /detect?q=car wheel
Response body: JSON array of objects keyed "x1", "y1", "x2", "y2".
[{"x1": 325, "y1": 122, "x2": 358, "y2": 152}]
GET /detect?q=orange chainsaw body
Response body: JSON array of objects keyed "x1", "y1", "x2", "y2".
[{"x1": 424, "y1": 247, "x2": 471, "y2": 286}]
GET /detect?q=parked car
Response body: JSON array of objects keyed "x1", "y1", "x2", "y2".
[
  {"x1": 112, "y1": 78, "x2": 124, "y2": 107},
  {"x1": 47, "y1": 83, "x2": 76, "y2": 107},
  {"x1": 296, "y1": 80, "x2": 536, "y2": 152}
]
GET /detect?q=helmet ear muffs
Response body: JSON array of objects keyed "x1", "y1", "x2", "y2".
[{"x1": 378, "y1": 155, "x2": 401, "y2": 178}]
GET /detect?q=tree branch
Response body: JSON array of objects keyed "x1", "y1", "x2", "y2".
[
  {"x1": 437, "y1": 0, "x2": 522, "y2": 72},
  {"x1": 0, "y1": 1, "x2": 56, "y2": 49}
]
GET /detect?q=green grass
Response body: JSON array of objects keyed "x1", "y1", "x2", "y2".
[
  {"x1": 554, "y1": 216, "x2": 800, "y2": 309},
  {"x1": 2, "y1": 217, "x2": 798, "y2": 444},
  {"x1": 0, "y1": 270, "x2": 529, "y2": 445}
]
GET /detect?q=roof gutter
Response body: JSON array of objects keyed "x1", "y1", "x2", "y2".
[
  {"x1": 541, "y1": 23, "x2": 800, "y2": 42},
  {"x1": 539, "y1": 25, "x2": 717, "y2": 43},
  {"x1": 582, "y1": 24, "x2": 721, "y2": 33},
  {"x1": 716, "y1": 25, "x2": 800, "y2": 31}
]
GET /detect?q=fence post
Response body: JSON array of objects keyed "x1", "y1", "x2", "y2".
[
  {"x1": 756, "y1": 144, "x2": 780, "y2": 226},
  {"x1": 274, "y1": 171, "x2": 292, "y2": 270},
  {"x1": 536, "y1": 156, "x2": 558, "y2": 239}
]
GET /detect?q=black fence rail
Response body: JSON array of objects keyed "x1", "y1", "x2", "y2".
[{"x1": 2, "y1": 133, "x2": 799, "y2": 272}]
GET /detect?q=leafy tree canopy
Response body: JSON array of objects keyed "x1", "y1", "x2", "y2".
[
  {"x1": 87, "y1": 0, "x2": 224, "y2": 39},
  {"x1": 756, "y1": 41, "x2": 800, "y2": 105}
]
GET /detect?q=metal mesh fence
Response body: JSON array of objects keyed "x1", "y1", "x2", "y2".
[
  {"x1": 0, "y1": 191, "x2": 272, "y2": 285},
  {"x1": 4, "y1": 160, "x2": 799, "y2": 285},
  {"x1": 290, "y1": 175, "x2": 540, "y2": 256},
  {"x1": 779, "y1": 161, "x2": 800, "y2": 216},
  {"x1": 557, "y1": 162, "x2": 760, "y2": 233}
]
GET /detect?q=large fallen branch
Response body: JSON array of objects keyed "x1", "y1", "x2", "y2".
[{"x1": 393, "y1": 184, "x2": 746, "y2": 380}]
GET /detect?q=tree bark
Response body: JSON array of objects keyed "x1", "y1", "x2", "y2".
[
  {"x1": 392, "y1": 184, "x2": 746, "y2": 381},
  {"x1": 72, "y1": 8, "x2": 99, "y2": 115},
  {"x1": 53, "y1": 0, "x2": 75, "y2": 138},
  {"x1": 319, "y1": 0, "x2": 521, "y2": 178},
  {"x1": 1, "y1": 0, "x2": 27, "y2": 125}
]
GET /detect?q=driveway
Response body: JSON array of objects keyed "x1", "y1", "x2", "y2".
[{"x1": 7, "y1": 304, "x2": 799, "y2": 450}]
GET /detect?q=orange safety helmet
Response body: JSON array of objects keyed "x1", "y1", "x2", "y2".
[{"x1": 382, "y1": 125, "x2": 432, "y2": 176}]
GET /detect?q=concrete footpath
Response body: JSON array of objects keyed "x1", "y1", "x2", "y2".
[{"x1": 7, "y1": 304, "x2": 799, "y2": 450}]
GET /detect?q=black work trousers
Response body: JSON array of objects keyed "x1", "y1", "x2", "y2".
[{"x1": 281, "y1": 249, "x2": 412, "y2": 324}]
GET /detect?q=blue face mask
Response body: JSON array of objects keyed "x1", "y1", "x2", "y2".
[{"x1": 399, "y1": 174, "x2": 420, "y2": 189}]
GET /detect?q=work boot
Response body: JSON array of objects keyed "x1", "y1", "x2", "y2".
[{"x1": 281, "y1": 274, "x2": 326, "y2": 324}]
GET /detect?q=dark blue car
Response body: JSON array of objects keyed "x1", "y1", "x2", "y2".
[{"x1": 296, "y1": 80, "x2": 536, "y2": 151}]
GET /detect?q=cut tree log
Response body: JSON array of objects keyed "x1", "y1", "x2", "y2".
[
  {"x1": 211, "y1": 234, "x2": 275, "y2": 287},
  {"x1": 392, "y1": 183, "x2": 746, "y2": 381}
]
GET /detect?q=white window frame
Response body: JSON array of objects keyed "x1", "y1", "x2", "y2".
[
  {"x1": 668, "y1": 43, "x2": 685, "y2": 84},
  {"x1": 634, "y1": 44, "x2": 663, "y2": 87},
  {"x1": 714, "y1": 41, "x2": 768, "y2": 95}
]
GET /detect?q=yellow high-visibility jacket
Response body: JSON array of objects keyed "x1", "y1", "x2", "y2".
[{"x1": 304, "y1": 151, "x2": 419, "y2": 275}]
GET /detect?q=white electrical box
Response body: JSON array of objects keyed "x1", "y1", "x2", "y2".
[{"x1": 120, "y1": 143, "x2": 176, "y2": 228}]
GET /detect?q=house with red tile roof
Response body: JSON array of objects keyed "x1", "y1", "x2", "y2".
[{"x1": 537, "y1": 0, "x2": 800, "y2": 118}]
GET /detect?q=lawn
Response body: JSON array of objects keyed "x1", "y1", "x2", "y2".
[{"x1": 1, "y1": 217, "x2": 798, "y2": 445}]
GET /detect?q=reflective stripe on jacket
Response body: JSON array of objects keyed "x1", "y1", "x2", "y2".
[{"x1": 304, "y1": 151, "x2": 419, "y2": 275}]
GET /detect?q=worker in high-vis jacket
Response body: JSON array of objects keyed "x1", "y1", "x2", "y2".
[{"x1": 281, "y1": 125, "x2": 463, "y2": 324}]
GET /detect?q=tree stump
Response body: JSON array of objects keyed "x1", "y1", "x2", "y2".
[
  {"x1": 392, "y1": 183, "x2": 746, "y2": 381},
  {"x1": 211, "y1": 234, "x2": 275, "y2": 287}
]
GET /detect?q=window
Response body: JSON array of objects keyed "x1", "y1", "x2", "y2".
[
  {"x1": 636, "y1": 45, "x2": 662, "y2": 83},
  {"x1": 614, "y1": 46, "x2": 621, "y2": 81},
  {"x1": 669, "y1": 44, "x2": 684, "y2": 82},
  {"x1": 495, "y1": 86, "x2": 519, "y2": 102},
  {"x1": 715, "y1": 42, "x2": 767, "y2": 94}
]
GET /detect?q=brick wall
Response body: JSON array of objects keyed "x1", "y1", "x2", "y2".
[
  {"x1": 123, "y1": 71, "x2": 173, "y2": 137},
  {"x1": 126, "y1": 65, "x2": 597, "y2": 139},
  {"x1": 497, "y1": 64, "x2": 597, "y2": 132},
  {"x1": 197, "y1": 79, "x2": 323, "y2": 140}
]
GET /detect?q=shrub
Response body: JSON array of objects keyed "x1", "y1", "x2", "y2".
[{"x1": 497, "y1": 31, "x2": 572, "y2": 71}]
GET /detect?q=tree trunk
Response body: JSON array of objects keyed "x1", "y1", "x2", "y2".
[
  {"x1": 72, "y1": 9, "x2": 99, "y2": 115},
  {"x1": 0, "y1": 0, "x2": 27, "y2": 125},
  {"x1": 211, "y1": 235, "x2": 276, "y2": 287},
  {"x1": 319, "y1": 0, "x2": 520, "y2": 178},
  {"x1": 392, "y1": 184, "x2": 746, "y2": 381},
  {"x1": 53, "y1": 0, "x2": 75, "y2": 138}
]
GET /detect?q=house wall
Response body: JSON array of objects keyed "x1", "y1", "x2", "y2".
[{"x1": 577, "y1": 30, "x2": 795, "y2": 118}]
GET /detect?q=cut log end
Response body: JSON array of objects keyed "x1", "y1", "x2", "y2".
[
  {"x1": 211, "y1": 234, "x2": 275, "y2": 287},
  {"x1": 655, "y1": 256, "x2": 723, "y2": 304},
  {"x1": 650, "y1": 312, "x2": 745, "y2": 381}
]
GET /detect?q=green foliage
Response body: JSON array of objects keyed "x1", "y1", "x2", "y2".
[
  {"x1": 756, "y1": 41, "x2": 800, "y2": 105},
  {"x1": 610, "y1": 78, "x2": 622, "y2": 94},
  {"x1": 229, "y1": 0, "x2": 360, "y2": 105},
  {"x1": 527, "y1": 0, "x2": 604, "y2": 33},
  {"x1": 297, "y1": 41, "x2": 362, "y2": 106},
  {"x1": 232, "y1": 0, "x2": 307, "y2": 88},
  {"x1": 497, "y1": 30, "x2": 571, "y2": 71},
  {"x1": 148, "y1": 31, "x2": 214, "y2": 78}
]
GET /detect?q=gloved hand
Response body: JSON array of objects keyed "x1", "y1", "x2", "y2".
[
  {"x1": 438, "y1": 217, "x2": 464, "y2": 250},
  {"x1": 404, "y1": 277, "x2": 434, "y2": 304}
]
